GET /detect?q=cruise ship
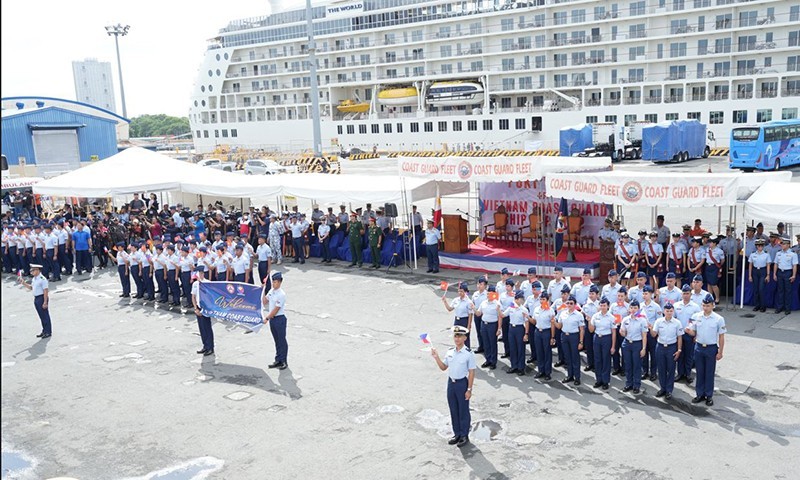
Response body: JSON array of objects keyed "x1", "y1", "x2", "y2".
[{"x1": 189, "y1": 0, "x2": 799, "y2": 153}]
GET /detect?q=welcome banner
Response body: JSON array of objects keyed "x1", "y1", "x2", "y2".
[
  {"x1": 199, "y1": 281, "x2": 264, "y2": 331},
  {"x1": 479, "y1": 180, "x2": 608, "y2": 238}
]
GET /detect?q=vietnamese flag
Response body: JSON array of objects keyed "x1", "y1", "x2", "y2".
[
  {"x1": 613, "y1": 314, "x2": 622, "y2": 324},
  {"x1": 433, "y1": 184, "x2": 442, "y2": 228},
  {"x1": 488, "y1": 292, "x2": 499, "y2": 302},
  {"x1": 440, "y1": 281, "x2": 449, "y2": 291}
]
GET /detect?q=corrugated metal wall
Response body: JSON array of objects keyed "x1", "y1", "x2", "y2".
[{"x1": 1, "y1": 107, "x2": 118, "y2": 166}]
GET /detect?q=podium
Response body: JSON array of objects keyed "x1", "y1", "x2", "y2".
[
  {"x1": 443, "y1": 214, "x2": 469, "y2": 253},
  {"x1": 599, "y1": 239, "x2": 616, "y2": 280}
]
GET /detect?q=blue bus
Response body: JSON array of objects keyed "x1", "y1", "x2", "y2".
[{"x1": 729, "y1": 119, "x2": 800, "y2": 171}]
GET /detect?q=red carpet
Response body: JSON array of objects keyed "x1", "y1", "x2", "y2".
[{"x1": 466, "y1": 240, "x2": 599, "y2": 264}]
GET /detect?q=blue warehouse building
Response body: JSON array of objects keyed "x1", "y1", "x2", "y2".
[{"x1": 1, "y1": 97, "x2": 129, "y2": 177}]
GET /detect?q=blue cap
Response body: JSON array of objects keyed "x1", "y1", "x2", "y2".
[
  {"x1": 195, "y1": 265, "x2": 206, "y2": 273},
  {"x1": 272, "y1": 272, "x2": 283, "y2": 281},
  {"x1": 43, "y1": 223, "x2": 52, "y2": 229},
  {"x1": 681, "y1": 284, "x2": 692, "y2": 292},
  {"x1": 458, "y1": 282, "x2": 469, "y2": 291},
  {"x1": 693, "y1": 274, "x2": 703, "y2": 282},
  {"x1": 488, "y1": 285, "x2": 497, "y2": 292},
  {"x1": 618, "y1": 285, "x2": 628, "y2": 294},
  {"x1": 561, "y1": 284, "x2": 571, "y2": 293},
  {"x1": 258, "y1": 234, "x2": 267, "y2": 240},
  {"x1": 176, "y1": 240, "x2": 185, "y2": 245},
  {"x1": 629, "y1": 299, "x2": 640, "y2": 307},
  {"x1": 226, "y1": 232, "x2": 235, "y2": 237},
  {"x1": 532, "y1": 281, "x2": 542, "y2": 289},
  {"x1": 666, "y1": 272, "x2": 676, "y2": 279},
  {"x1": 214, "y1": 231, "x2": 222, "y2": 236},
  {"x1": 181, "y1": 245, "x2": 190, "y2": 252},
  {"x1": 540, "y1": 292, "x2": 550, "y2": 300},
  {"x1": 505, "y1": 279, "x2": 515, "y2": 286},
  {"x1": 155, "y1": 243, "x2": 165, "y2": 251},
  {"x1": 167, "y1": 245, "x2": 176, "y2": 252},
  {"x1": 477, "y1": 277, "x2": 488, "y2": 284},
  {"x1": 636, "y1": 271, "x2": 647, "y2": 279},
  {"x1": 235, "y1": 242, "x2": 245, "y2": 250},
  {"x1": 702, "y1": 294, "x2": 714, "y2": 304},
  {"x1": 589, "y1": 285, "x2": 599, "y2": 293},
  {"x1": 514, "y1": 290, "x2": 525, "y2": 300},
  {"x1": 690, "y1": 237, "x2": 701, "y2": 243},
  {"x1": 116, "y1": 241, "x2": 125, "y2": 248},
  {"x1": 501, "y1": 268, "x2": 509, "y2": 275},
  {"x1": 643, "y1": 285, "x2": 653, "y2": 293},
  {"x1": 198, "y1": 246, "x2": 208, "y2": 252},
  {"x1": 608, "y1": 269, "x2": 618, "y2": 276},
  {"x1": 663, "y1": 302, "x2": 674, "y2": 310},
  {"x1": 582, "y1": 268, "x2": 591, "y2": 275},
  {"x1": 599, "y1": 297, "x2": 610, "y2": 305},
  {"x1": 527, "y1": 267, "x2": 537, "y2": 274},
  {"x1": 567, "y1": 295, "x2": 577, "y2": 303},
  {"x1": 554, "y1": 266, "x2": 563, "y2": 272},
  {"x1": 215, "y1": 244, "x2": 226, "y2": 251}
]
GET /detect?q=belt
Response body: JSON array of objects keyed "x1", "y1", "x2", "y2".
[
  {"x1": 449, "y1": 377, "x2": 467, "y2": 383},
  {"x1": 698, "y1": 343, "x2": 716, "y2": 348},
  {"x1": 778, "y1": 268, "x2": 792, "y2": 272},
  {"x1": 537, "y1": 327, "x2": 550, "y2": 332},
  {"x1": 596, "y1": 333, "x2": 609, "y2": 337},
  {"x1": 753, "y1": 267, "x2": 765, "y2": 270},
  {"x1": 563, "y1": 332, "x2": 578, "y2": 336},
  {"x1": 511, "y1": 324, "x2": 524, "y2": 327},
  {"x1": 658, "y1": 342, "x2": 676, "y2": 347}
]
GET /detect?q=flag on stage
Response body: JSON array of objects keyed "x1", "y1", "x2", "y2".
[
  {"x1": 419, "y1": 333, "x2": 431, "y2": 345},
  {"x1": 433, "y1": 184, "x2": 442, "y2": 228},
  {"x1": 554, "y1": 197, "x2": 568, "y2": 258}
]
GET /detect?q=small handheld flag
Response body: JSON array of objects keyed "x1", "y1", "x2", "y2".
[
  {"x1": 419, "y1": 333, "x2": 431, "y2": 345},
  {"x1": 541, "y1": 300, "x2": 550, "y2": 310},
  {"x1": 613, "y1": 314, "x2": 622, "y2": 324},
  {"x1": 513, "y1": 269, "x2": 520, "y2": 276},
  {"x1": 440, "y1": 281, "x2": 449, "y2": 291},
  {"x1": 488, "y1": 292, "x2": 499, "y2": 302},
  {"x1": 104, "y1": 246, "x2": 109, "y2": 253}
]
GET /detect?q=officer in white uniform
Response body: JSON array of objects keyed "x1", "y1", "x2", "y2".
[
  {"x1": 431, "y1": 325, "x2": 476, "y2": 448},
  {"x1": 19, "y1": 263, "x2": 52, "y2": 338},
  {"x1": 686, "y1": 295, "x2": 726, "y2": 407},
  {"x1": 262, "y1": 271, "x2": 289, "y2": 369},
  {"x1": 192, "y1": 265, "x2": 215, "y2": 356}
]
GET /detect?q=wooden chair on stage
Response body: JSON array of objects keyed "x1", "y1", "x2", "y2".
[
  {"x1": 567, "y1": 211, "x2": 585, "y2": 250},
  {"x1": 483, "y1": 205, "x2": 509, "y2": 245},
  {"x1": 519, "y1": 212, "x2": 540, "y2": 246}
]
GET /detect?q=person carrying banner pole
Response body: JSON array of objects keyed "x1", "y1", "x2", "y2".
[
  {"x1": 262, "y1": 272, "x2": 288, "y2": 370},
  {"x1": 192, "y1": 265, "x2": 215, "y2": 356}
]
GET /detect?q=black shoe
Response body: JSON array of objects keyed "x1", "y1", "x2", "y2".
[
  {"x1": 41, "y1": 333, "x2": 51, "y2": 338},
  {"x1": 544, "y1": 375, "x2": 551, "y2": 381},
  {"x1": 196, "y1": 349, "x2": 207, "y2": 354},
  {"x1": 501, "y1": 353, "x2": 510, "y2": 359},
  {"x1": 633, "y1": 388, "x2": 640, "y2": 394},
  {"x1": 146, "y1": 297, "x2": 155, "y2": 301},
  {"x1": 481, "y1": 361, "x2": 490, "y2": 368},
  {"x1": 36, "y1": 332, "x2": 44, "y2": 338},
  {"x1": 665, "y1": 393, "x2": 673, "y2": 400},
  {"x1": 488, "y1": 365, "x2": 497, "y2": 370},
  {"x1": 432, "y1": 270, "x2": 439, "y2": 273},
  {"x1": 554, "y1": 361, "x2": 565, "y2": 367},
  {"x1": 561, "y1": 377, "x2": 574, "y2": 384},
  {"x1": 685, "y1": 376, "x2": 694, "y2": 384},
  {"x1": 705, "y1": 398, "x2": 714, "y2": 406},
  {"x1": 456, "y1": 436, "x2": 469, "y2": 447},
  {"x1": 517, "y1": 371, "x2": 526, "y2": 377},
  {"x1": 584, "y1": 365, "x2": 593, "y2": 371},
  {"x1": 534, "y1": 373, "x2": 545, "y2": 379},
  {"x1": 526, "y1": 358, "x2": 536, "y2": 364},
  {"x1": 650, "y1": 374, "x2": 658, "y2": 382},
  {"x1": 448, "y1": 436, "x2": 460, "y2": 445},
  {"x1": 203, "y1": 350, "x2": 215, "y2": 356},
  {"x1": 119, "y1": 294, "x2": 126, "y2": 297},
  {"x1": 655, "y1": 390, "x2": 666, "y2": 398},
  {"x1": 623, "y1": 386, "x2": 633, "y2": 392},
  {"x1": 574, "y1": 380, "x2": 580, "y2": 386},
  {"x1": 348, "y1": 264, "x2": 356, "y2": 268},
  {"x1": 277, "y1": 362, "x2": 287, "y2": 370},
  {"x1": 134, "y1": 294, "x2": 144, "y2": 299},
  {"x1": 593, "y1": 382, "x2": 602, "y2": 388},
  {"x1": 752, "y1": 306, "x2": 760, "y2": 312},
  {"x1": 641, "y1": 373, "x2": 649, "y2": 380},
  {"x1": 268, "y1": 362, "x2": 281, "y2": 368},
  {"x1": 675, "y1": 375, "x2": 686, "y2": 382},
  {"x1": 426, "y1": 269, "x2": 433, "y2": 273},
  {"x1": 759, "y1": 307, "x2": 766, "y2": 313},
  {"x1": 691, "y1": 396, "x2": 706, "y2": 403},
  {"x1": 122, "y1": 294, "x2": 131, "y2": 298},
  {"x1": 602, "y1": 384, "x2": 609, "y2": 390},
  {"x1": 506, "y1": 368, "x2": 519, "y2": 374},
  {"x1": 786, "y1": 310, "x2": 792, "y2": 315},
  {"x1": 612, "y1": 369, "x2": 623, "y2": 376},
  {"x1": 775, "y1": 309, "x2": 784, "y2": 314},
  {"x1": 292, "y1": 260, "x2": 299, "y2": 263}
]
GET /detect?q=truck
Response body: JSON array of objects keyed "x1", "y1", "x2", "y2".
[
  {"x1": 577, "y1": 122, "x2": 637, "y2": 161},
  {"x1": 559, "y1": 124, "x2": 593, "y2": 156},
  {"x1": 641, "y1": 120, "x2": 713, "y2": 162}
]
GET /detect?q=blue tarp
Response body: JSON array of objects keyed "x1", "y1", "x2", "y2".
[
  {"x1": 559, "y1": 124, "x2": 592, "y2": 156},
  {"x1": 642, "y1": 120, "x2": 707, "y2": 162}
]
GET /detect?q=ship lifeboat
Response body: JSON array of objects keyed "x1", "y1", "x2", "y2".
[
  {"x1": 425, "y1": 81, "x2": 484, "y2": 106},
  {"x1": 336, "y1": 99, "x2": 370, "y2": 113},
  {"x1": 377, "y1": 87, "x2": 418, "y2": 106}
]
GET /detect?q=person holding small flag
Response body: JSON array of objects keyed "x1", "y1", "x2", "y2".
[
  {"x1": 555, "y1": 295, "x2": 585, "y2": 386},
  {"x1": 498, "y1": 279, "x2": 516, "y2": 359},
  {"x1": 589, "y1": 297, "x2": 616, "y2": 390},
  {"x1": 192, "y1": 265, "x2": 214, "y2": 356},
  {"x1": 501, "y1": 290, "x2": 530, "y2": 376},
  {"x1": 442, "y1": 282, "x2": 475, "y2": 348},
  {"x1": 431, "y1": 325, "x2": 475, "y2": 448},
  {"x1": 110, "y1": 242, "x2": 131, "y2": 298},
  {"x1": 471, "y1": 278, "x2": 488, "y2": 354}
]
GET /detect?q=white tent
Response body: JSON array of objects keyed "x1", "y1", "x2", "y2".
[
  {"x1": 279, "y1": 174, "x2": 467, "y2": 204},
  {"x1": 33, "y1": 147, "x2": 225, "y2": 197},
  {"x1": 2, "y1": 176, "x2": 44, "y2": 191},
  {"x1": 744, "y1": 181, "x2": 800, "y2": 225}
]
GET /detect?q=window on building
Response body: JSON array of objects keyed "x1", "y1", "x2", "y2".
[
  {"x1": 359, "y1": 124, "x2": 367, "y2": 134},
  {"x1": 222, "y1": 129, "x2": 228, "y2": 138},
  {"x1": 383, "y1": 124, "x2": 392, "y2": 133},
  {"x1": 468, "y1": 120, "x2": 477, "y2": 131},
  {"x1": 214, "y1": 130, "x2": 219, "y2": 138},
  {"x1": 453, "y1": 121, "x2": 462, "y2": 131},
  {"x1": 424, "y1": 122, "x2": 433, "y2": 132},
  {"x1": 203, "y1": 130, "x2": 209, "y2": 138},
  {"x1": 515, "y1": 118, "x2": 526, "y2": 130},
  {"x1": 231, "y1": 129, "x2": 237, "y2": 137},
  {"x1": 756, "y1": 109, "x2": 772, "y2": 123},
  {"x1": 347, "y1": 125, "x2": 355, "y2": 134},
  {"x1": 411, "y1": 122, "x2": 419, "y2": 133},
  {"x1": 396, "y1": 123, "x2": 403, "y2": 133},
  {"x1": 733, "y1": 110, "x2": 747, "y2": 123},
  {"x1": 709, "y1": 111, "x2": 723, "y2": 124},
  {"x1": 195, "y1": 130, "x2": 201, "y2": 138},
  {"x1": 782, "y1": 108, "x2": 798, "y2": 120},
  {"x1": 586, "y1": 116, "x2": 598, "y2": 123},
  {"x1": 499, "y1": 119, "x2": 509, "y2": 130},
  {"x1": 665, "y1": 113, "x2": 679, "y2": 121},
  {"x1": 687, "y1": 112, "x2": 701, "y2": 120},
  {"x1": 483, "y1": 119, "x2": 493, "y2": 130},
  {"x1": 371, "y1": 124, "x2": 379, "y2": 134},
  {"x1": 438, "y1": 121, "x2": 447, "y2": 132},
  {"x1": 337, "y1": 125, "x2": 343, "y2": 135},
  {"x1": 644, "y1": 113, "x2": 658, "y2": 123},
  {"x1": 624, "y1": 114, "x2": 637, "y2": 125}
]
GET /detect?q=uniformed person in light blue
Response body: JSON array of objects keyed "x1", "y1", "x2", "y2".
[
  {"x1": 601, "y1": 269, "x2": 622, "y2": 303},
  {"x1": 471, "y1": 278, "x2": 488, "y2": 355},
  {"x1": 555, "y1": 295, "x2": 585, "y2": 386},
  {"x1": 748, "y1": 238, "x2": 771, "y2": 312},
  {"x1": 674, "y1": 285, "x2": 700, "y2": 384},
  {"x1": 772, "y1": 237, "x2": 798, "y2": 315},
  {"x1": 689, "y1": 274, "x2": 710, "y2": 307},
  {"x1": 620, "y1": 300, "x2": 648, "y2": 393},
  {"x1": 431, "y1": 325, "x2": 476, "y2": 448},
  {"x1": 502, "y1": 290, "x2": 531, "y2": 376},
  {"x1": 704, "y1": 237, "x2": 724, "y2": 305},
  {"x1": 530, "y1": 292, "x2": 555, "y2": 380},
  {"x1": 262, "y1": 271, "x2": 288, "y2": 370},
  {"x1": 627, "y1": 271, "x2": 648, "y2": 304},
  {"x1": 519, "y1": 267, "x2": 539, "y2": 299},
  {"x1": 686, "y1": 295, "x2": 726, "y2": 407},
  {"x1": 666, "y1": 232, "x2": 686, "y2": 284},
  {"x1": 18, "y1": 263, "x2": 52, "y2": 338},
  {"x1": 475, "y1": 285, "x2": 501, "y2": 369},
  {"x1": 498, "y1": 278, "x2": 516, "y2": 359},
  {"x1": 651, "y1": 303, "x2": 683, "y2": 399},
  {"x1": 640, "y1": 286, "x2": 663, "y2": 381},
  {"x1": 442, "y1": 282, "x2": 475, "y2": 349},
  {"x1": 424, "y1": 220, "x2": 441, "y2": 273},
  {"x1": 609, "y1": 286, "x2": 629, "y2": 375},
  {"x1": 580, "y1": 285, "x2": 600, "y2": 372},
  {"x1": 589, "y1": 297, "x2": 616, "y2": 390},
  {"x1": 658, "y1": 273, "x2": 682, "y2": 308},
  {"x1": 570, "y1": 268, "x2": 594, "y2": 305}
]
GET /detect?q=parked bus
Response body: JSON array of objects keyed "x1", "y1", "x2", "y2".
[{"x1": 729, "y1": 119, "x2": 800, "y2": 171}]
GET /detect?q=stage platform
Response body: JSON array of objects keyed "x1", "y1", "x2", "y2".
[{"x1": 440, "y1": 240, "x2": 600, "y2": 278}]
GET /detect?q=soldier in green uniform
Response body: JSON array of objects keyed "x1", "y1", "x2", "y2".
[
  {"x1": 368, "y1": 217, "x2": 383, "y2": 269},
  {"x1": 348, "y1": 212, "x2": 364, "y2": 268}
]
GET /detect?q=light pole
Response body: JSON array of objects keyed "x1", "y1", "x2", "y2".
[
  {"x1": 105, "y1": 24, "x2": 130, "y2": 118},
  {"x1": 304, "y1": 0, "x2": 322, "y2": 157}
]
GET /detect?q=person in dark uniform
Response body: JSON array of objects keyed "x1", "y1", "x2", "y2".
[
  {"x1": 748, "y1": 239, "x2": 770, "y2": 312},
  {"x1": 367, "y1": 218, "x2": 382, "y2": 269},
  {"x1": 262, "y1": 272, "x2": 288, "y2": 369},
  {"x1": 18, "y1": 264, "x2": 52, "y2": 338},
  {"x1": 431, "y1": 325, "x2": 476, "y2": 448},
  {"x1": 192, "y1": 265, "x2": 215, "y2": 356},
  {"x1": 347, "y1": 213, "x2": 364, "y2": 268}
]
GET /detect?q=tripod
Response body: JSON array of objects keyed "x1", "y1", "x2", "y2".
[{"x1": 386, "y1": 231, "x2": 411, "y2": 273}]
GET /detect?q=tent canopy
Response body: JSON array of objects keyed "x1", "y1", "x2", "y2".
[
  {"x1": 546, "y1": 170, "x2": 791, "y2": 208},
  {"x1": 2, "y1": 176, "x2": 44, "y2": 191},
  {"x1": 33, "y1": 147, "x2": 224, "y2": 197},
  {"x1": 744, "y1": 181, "x2": 800, "y2": 225}
]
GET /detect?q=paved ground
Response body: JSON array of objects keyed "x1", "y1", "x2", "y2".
[{"x1": 2, "y1": 260, "x2": 799, "y2": 479}]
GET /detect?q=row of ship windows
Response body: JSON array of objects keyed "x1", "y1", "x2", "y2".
[
  {"x1": 588, "y1": 107, "x2": 799, "y2": 126},
  {"x1": 195, "y1": 129, "x2": 239, "y2": 139},
  {"x1": 335, "y1": 117, "x2": 543, "y2": 135}
]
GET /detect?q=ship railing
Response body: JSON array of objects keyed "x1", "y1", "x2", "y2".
[
  {"x1": 755, "y1": 90, "x2": 778, "y2": 99},
  {"x1": 781, "y1": 89, "x2": 800, "y2": 97},
  {"x1": 664, "y1": 95, "x2": 684, "y2": 103},
  {"x1": 623, "y1": 97, "x2": 642, "y2": 105},
  {"x1": 643, "y1": 97, "x2": 662, "y2": 104},
  {"x1": 708, "y1": 93, "x2": 729, "y2": 101}
]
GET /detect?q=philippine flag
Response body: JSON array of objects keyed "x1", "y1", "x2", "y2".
[
  {"x1": 433, "y1": 184, "x2": 442, "y2": 229},
  {"x1": 419, "y1": 333, "x2": 431, "y2": 345}
]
